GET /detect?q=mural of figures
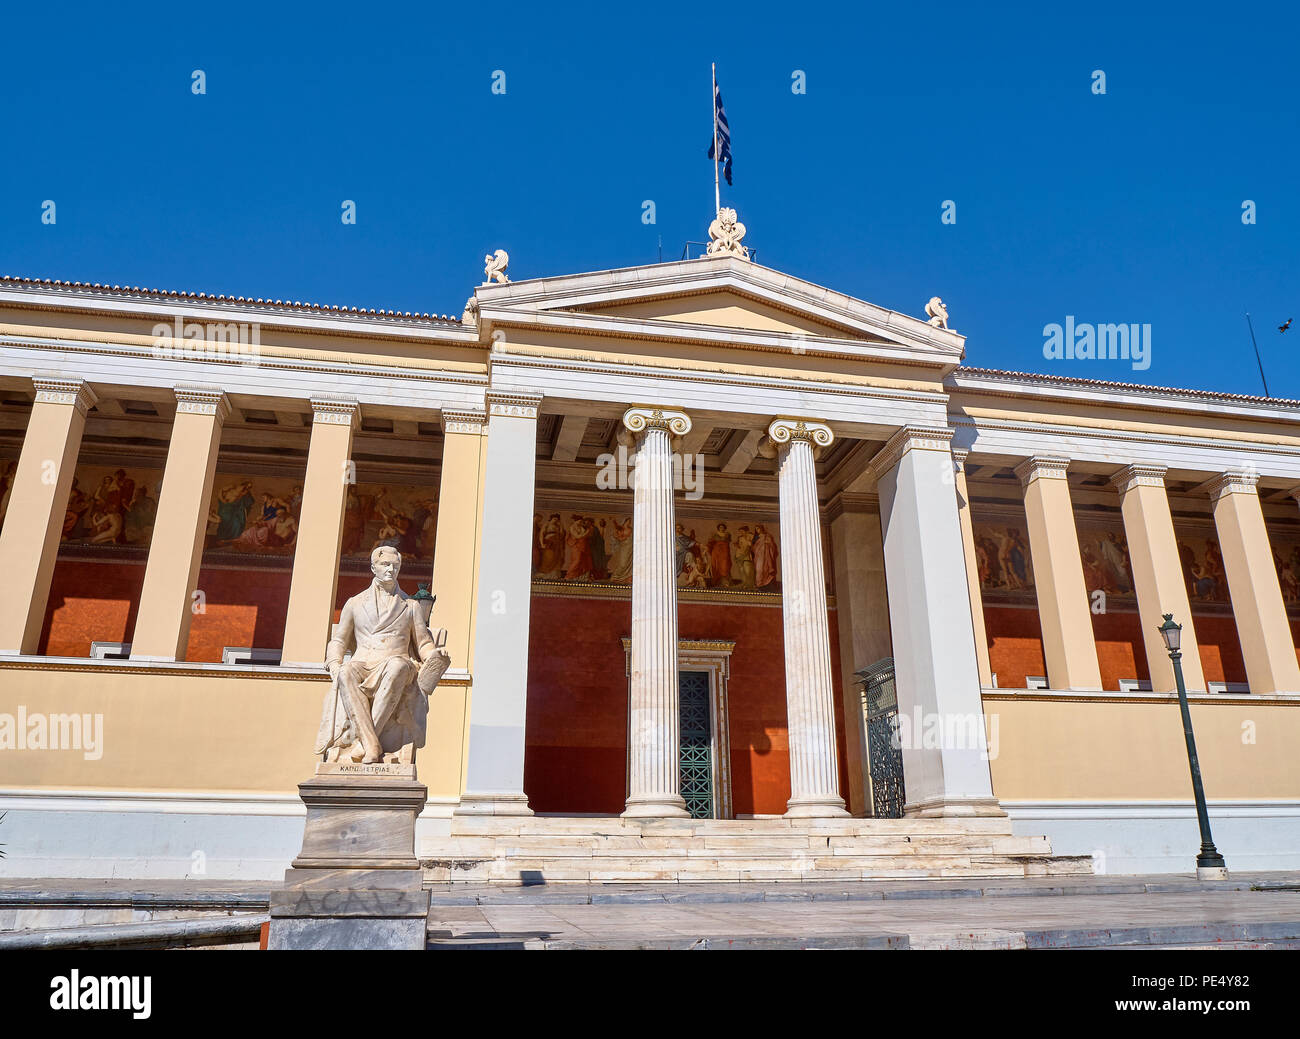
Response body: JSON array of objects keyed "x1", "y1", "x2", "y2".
[
  {"x1": 205, "y1": 475, "x2": 438, "y2": 560},
  {"x1": 1176, "y1": 534, "x2": 1229, "y2": 604},
  {"x1": 57, "y1": 464, "x2": 162, "y2": 547},
  {"x1": 972, "y1": 521, "x2": 1035, "y2": 593},
  {"x1": 531, "y1": 509, "x2": 784, "y2": 592},
  {"x1": 973, "y1": 517, "x2": 1141, "y2": 601},
  {"x1": 0, "y1": 459, "x2": 18, "y2": 529},
  {"x1": 1264, "y1": 526, "x2": 1300, "y2": 608}
]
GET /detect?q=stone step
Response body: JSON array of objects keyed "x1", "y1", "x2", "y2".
[
  {"x1": 419, "y1": 833, "x2": 1054, "y2": 860},
  {"x1": 420, "y1": 817, "x2": 1087, "y2": 884},
  {"x1": 420, "y1": 856, "x2": 1077, "y2": 884},
  {"x1": 449, "y1": 816, "x2": 1016, "y2": 837}
]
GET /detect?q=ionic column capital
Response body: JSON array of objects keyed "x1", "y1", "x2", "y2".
[
  {"x1": 767, "y1": 417, "x2": 832, "y2": 446},
  {"x1": 1207, "y1": 468, "x2": 1260, "y2": 502},
  {"x1": 622, "y1": 406, "x2": 691, "y2": 437},
  {"x1": 32, "y1": 376, "x2": 97, "y2": 415},
  {"x1": 485, "y1": 390, "x2": 542, "y2": 419},
  {"x1": 440, "y1": 407, "x2": 487, "y2": 435},
  {"x1": 950, "y1": 446, "x2": 970, "y2": 472},
  {"x1": 1111, "y1": 463, "x2": 1167, "y2": 495},
  {"x1": 309, "y1": 396, "x2": 361, "y2": 428},
  {"x1": 173, "y1": 384, "x2": 230, "y2": 421},
  {"x1": 1014, "y1": 454, "x2": 1071, "y2": 488}
]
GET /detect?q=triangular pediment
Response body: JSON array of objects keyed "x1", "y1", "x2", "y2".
[
  {"x1": 472, "y1": 255, "x2": 965, "y2": 363},
  {"x1": 572, "y1": 289, "x2": 861, "y2": 338}
]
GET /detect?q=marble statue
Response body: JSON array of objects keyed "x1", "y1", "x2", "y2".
[
  {"x1": 705, "y1": 208, "x2": 750, "y2": 260},
  {"x1": 925, "y1": 296, "x2": 950, "y2": 330},
  {"x1": 483, "y1": 249, "x2": 510, "y2": 284},
  {"x1": 315, "y1": 545, "x2": 451, "y2": 765}
]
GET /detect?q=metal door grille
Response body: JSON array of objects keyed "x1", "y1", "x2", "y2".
[
  {"x1": 858, "y1": 657, "x2": 905, "y2": 819},
  {"x1": 678, "y1": 670, "x2": 714, "y2": 819}
]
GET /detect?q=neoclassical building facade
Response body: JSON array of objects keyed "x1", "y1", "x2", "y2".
[{"x1": 1, "y1": 252, "x2": 1298, "y2": 879}]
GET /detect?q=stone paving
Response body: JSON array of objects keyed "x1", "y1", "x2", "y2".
[{"x1": 3, "y1": 873, "x2": 1299, "y2": 949}]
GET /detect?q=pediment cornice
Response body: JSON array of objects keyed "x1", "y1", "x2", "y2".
[{"x1": 472, "y1": 255, "x2": 965, "y2": 363}]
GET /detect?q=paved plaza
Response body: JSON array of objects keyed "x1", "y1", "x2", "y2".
[{"x1": 3, "y1": 873, "x2": 1299, "y2": 949}]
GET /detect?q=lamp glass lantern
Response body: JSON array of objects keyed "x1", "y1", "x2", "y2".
[{"x1": 1158, "y1": 613, "x2": 1182, "y2": 654}]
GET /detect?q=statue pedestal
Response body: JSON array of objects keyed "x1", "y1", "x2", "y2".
[{"x1": 267, "y1": 764, "x2": 430, "y2": 950}]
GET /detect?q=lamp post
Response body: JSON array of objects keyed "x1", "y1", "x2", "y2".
[{"x1": 1158, "y1": 613, "x2": 1228, "y2": 880}]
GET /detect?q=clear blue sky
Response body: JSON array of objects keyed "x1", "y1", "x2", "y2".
[{"x1": 2, "y1": 2, "x2": 1296, "y2": 397}]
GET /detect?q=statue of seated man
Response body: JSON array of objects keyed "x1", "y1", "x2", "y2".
[{"x1": 315, "y1": 545, "x2": 450, "y2": 765}]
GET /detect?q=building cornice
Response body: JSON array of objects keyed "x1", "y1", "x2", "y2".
[{"x1": 950, "y1": 366, "x2": 1300, "y2": 424}]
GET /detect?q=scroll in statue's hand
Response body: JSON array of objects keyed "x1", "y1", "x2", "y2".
[{"x1": 417, "y1": 648, "x2": 452, "y2": 696}]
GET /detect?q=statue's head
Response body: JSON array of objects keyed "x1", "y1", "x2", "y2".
[{"x1": 371, "y1": 545, "x2": 402, "y2": 582}]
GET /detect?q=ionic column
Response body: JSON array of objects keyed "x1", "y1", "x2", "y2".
[
  {"x1": 1112, "y1": 464, "x2": 1206, "y2": 693},
  {"x1": 766, "y1": 418, "x2": 848, "y2": 818},
  {"x1": 129, "y1": 386, "x2": 230, "y2": 662},
  {"x1": 280, "y1": 397, "x2": 360, "y2": 668},
  {"x1": 0, "y1": 377, "x2": 97, "y2": 655},
  {"x1": 1015, "y1": 455, "x2": 1103, "y2": 691},
  {"x1": 622, "y1": 406, "x2": 691, "y2": 819},
  {"x1": 873, "y1": 426, "x2": 1001, "y2": 817},
  {"x1": 457, "y1": 391, "x2": 542, "y2": 816},
  {"x1": 1210, "y1": 469, "x2": 1300, "y2": 694},
  {"x1": 952, "y1": 448, "x2": 994, "y2": 688}
]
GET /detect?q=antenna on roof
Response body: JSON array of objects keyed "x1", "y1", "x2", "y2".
[{"x1": 1245, "y1": 313, "x2": 1271, "y2": 398}]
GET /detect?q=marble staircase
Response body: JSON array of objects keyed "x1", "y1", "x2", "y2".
[{"x1": 418, "y1": 816, "x2": 1092, "y2": 884}]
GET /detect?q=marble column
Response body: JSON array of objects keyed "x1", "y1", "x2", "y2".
[
  {"x1": 873, "y1": 426, "x2": 1002, "y2": 817},
  {"x1": 1015, "y1": 455, "x2": 1103, "y2": 691},
  {"x1": 280, "y1": 397, "x2": 360, "y2": 668},
  {"x1": 766, "y1": 418, "x2": 848, "y2": 818},
  {"x1": 828, "y1": 494, "x2": 892, "y2": 816},
  {"x1": 1210, "y1": 469, "x2": 1300, "y2": 695},
  {"x1": 457, "y1": 391, "x2": 542, "y2": 816},
  {"x1": 1112, "y1": 464, "x2": 1206, "y2": 693},
  {"x1": 0, "y1": 377, "x2": 97, "y2": 655},
  {"x1": 130, "y1": 386, "x2": 230, "y2": 662},
  {"x1": 952, "y1": 448, "x2": 994, "y2": 688},
  {"x1": 622, "y1": 406, "x2": 691, "y2": 819}
]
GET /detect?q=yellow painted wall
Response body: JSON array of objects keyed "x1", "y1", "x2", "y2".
[
  {"x1": 0, "y1": 664, "x2": 470, "y2": 800},
  {"x1": 984, "y1": 695, "x2": 1300, "y2": 800}
]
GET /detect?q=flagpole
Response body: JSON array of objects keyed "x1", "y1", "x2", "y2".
[{"x1": 712, "y1": 62, "x2": 720, "y2": 215}]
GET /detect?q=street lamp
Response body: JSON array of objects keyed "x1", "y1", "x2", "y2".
[{"x1": 1158, "y1": 613, "x2": 1228, "y2": 880}]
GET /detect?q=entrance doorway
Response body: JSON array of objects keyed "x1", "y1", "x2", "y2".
[
  {"x1": 678, "y1": 670, "x2": 714, "y2": 818},
  {"x1": 622, "y1": 638, "x2": 735, "y2": 819}
]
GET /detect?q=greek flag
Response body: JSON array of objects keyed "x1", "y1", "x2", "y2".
[{"x1": 708, "y1": 83, "x2": 733, "y2": 185}]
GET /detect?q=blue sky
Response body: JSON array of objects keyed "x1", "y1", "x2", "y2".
[{"x1": 2, "y1": 2, "x2": 1296, "y2": 396}]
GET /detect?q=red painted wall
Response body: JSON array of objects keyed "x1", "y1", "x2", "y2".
[
  {"x1": 984, "y1": 601, "x2": 1252, "y2": 689},
  {"x1": 524, "y1": 595, "x2": 849, "y2": 817},
  {"x1": 39, "y1": 557, "x2": 372, "y2": 660}
]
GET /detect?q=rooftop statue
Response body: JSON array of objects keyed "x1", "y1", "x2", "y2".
[
  {"x1": 314, "y1": 545, "x2": 451, "y2": 765},
  {"x1": 705, "y1": 207, "x2": 750, "y2": 260},
  {"x1": 925, "y1": 296, "x2": 950, "y2": 330},
  {"x1": 483, "y1": 248, "x2": 510, "y2": 284}
]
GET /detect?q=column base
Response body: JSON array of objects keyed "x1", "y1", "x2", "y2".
[
  {"x1": 454, "y1": 792, "x2": 534, "y2": 817},
  {"x1": 904, "y1": 795, "x2": 1007, "y2": 819},
  {"x1": 785, "y1": 795, "x2": 850, "y2": 819},
  {"x1": 1197, "y1": 865, "x2": 1230, "y2": 881},
  {"x1": 622, "y1": 795, "x2": 690, "y2": 820}
]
